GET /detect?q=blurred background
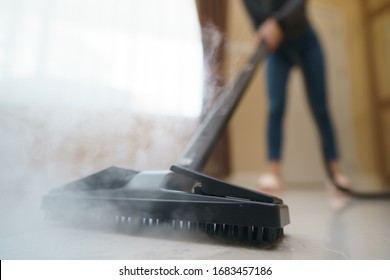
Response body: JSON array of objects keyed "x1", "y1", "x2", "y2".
[
  {"x1": 223, "y1": 0, "x2": 390, "y2": 191},
  {"x1": 0, "y1": 0, "x2": 389, "y2": 193}
]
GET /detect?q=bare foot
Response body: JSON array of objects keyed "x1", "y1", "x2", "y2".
[
  {"x1": 326, "y1": 172, "x2": 352, "y2": 209},
  {"x1": 257, "y1": 173, "x2": 283, "y2": 197}
]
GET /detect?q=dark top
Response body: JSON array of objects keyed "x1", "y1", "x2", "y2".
[{"x1": 242, "y1": 0, "x2": 309, "y2": 38}]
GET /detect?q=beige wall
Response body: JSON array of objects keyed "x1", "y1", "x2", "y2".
[{"x1": 225, "y1": 0, "x2": 384, "y2": 187}]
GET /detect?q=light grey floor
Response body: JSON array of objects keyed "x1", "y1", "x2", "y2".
[{"x1": 0, "y1": 181, "x2": 389, "y2": 260}]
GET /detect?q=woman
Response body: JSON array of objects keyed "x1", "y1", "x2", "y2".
[{"x1": 242, "y1": 0, "x2": 350, "y2": 192}]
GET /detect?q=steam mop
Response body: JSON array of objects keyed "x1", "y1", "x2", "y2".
[{"x1": 42, "y1": 43, "x2": 290, "y2": 244}]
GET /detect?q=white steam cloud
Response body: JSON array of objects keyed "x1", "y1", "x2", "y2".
[{"x1": 0, "y1": 0, "x2": 205, "y2": 259}]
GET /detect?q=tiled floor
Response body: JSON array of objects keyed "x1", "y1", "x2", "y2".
[{"x1": 0, "y1": 179, "x2": 389, "y2": 260}]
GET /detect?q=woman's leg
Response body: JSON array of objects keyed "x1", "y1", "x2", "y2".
[
  {"x1": 261, "y1": 50, "x2": 292, "y2": 186},
  {"x1": 299, "y1": 29, "x2": 350, "y2": 188},
  {"x1": 266, "y1": 52, "x2": 291, "y2": 162},
  {"x1": 299, "y1": 30, "x2": 338, "y2": 162}
]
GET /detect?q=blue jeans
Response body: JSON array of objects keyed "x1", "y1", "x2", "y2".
[{"x1": 265, "y1": 26, "x2": 338, "y2": 161}]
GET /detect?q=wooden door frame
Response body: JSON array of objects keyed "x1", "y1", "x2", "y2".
[{"x1": 361, "y1": 0, "x2": 390, "y2": 185}]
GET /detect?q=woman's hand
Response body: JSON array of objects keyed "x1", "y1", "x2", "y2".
[{"x1": 257, "y1": 18, "x2": 284, "y2": 52}]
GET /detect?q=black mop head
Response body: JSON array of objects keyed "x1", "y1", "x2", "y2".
[{"x1": 42, "y1": 165, "x2": 289, "y2": 244}]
